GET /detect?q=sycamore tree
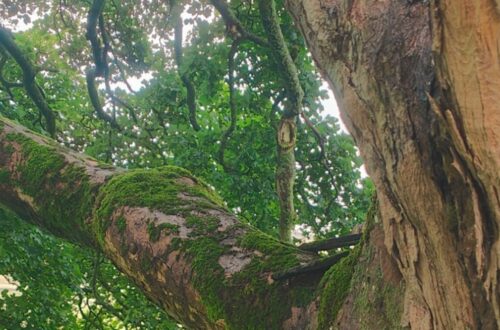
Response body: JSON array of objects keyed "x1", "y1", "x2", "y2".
[
  {"x1": 0, "y1": 0, "x2": 371, "y2": 329},
  {"x1": 1, "y1": 0, "x2": 499, "y2": 329}
]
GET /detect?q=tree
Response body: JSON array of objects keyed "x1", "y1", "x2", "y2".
[{"x1": 0, "y1": 0, "x2": 498, "y2": 329}]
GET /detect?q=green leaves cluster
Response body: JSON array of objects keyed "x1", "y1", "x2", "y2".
[{"x1": 0, "y1": 207, "x2": 180, "y2": 329}]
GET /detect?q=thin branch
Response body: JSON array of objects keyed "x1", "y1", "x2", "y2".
[
  {"x1": 85, "y1": 70, "x2": 120, "y2": 129},
  {"x1": 0, "y1": 56, "x2": 20, "y2": 99},
  {"x1": 172, "y1": 3, "x2": 201, "y2": 131},
  {"x1": 218, "y1": 38, "x2": 241, "y2": 172},
  {"x1": 298, "y1": 233, "x2": 362, "y2": 252},
  {"x1": 90, "y1": 252, "x2": 125, "y2": 320},
  {"x1": 299, "y1": 112, "x2": 339, "y2": 198},
  {"x1": 210, "y1": 0, "x2": 269, "y2": 47},
  {"x1": 272, "y1": 251, "x2": 349, "y2": 280},
  {"x1": 0, "y1": 27, "x2": 57, "y2": 137}
]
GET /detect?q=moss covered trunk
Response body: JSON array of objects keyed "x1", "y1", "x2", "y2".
[
  {"x1": 286, "y1": 0, "x2": 500, "y2": 328},
  {"x1": 0, "y1": 117, "x2": 327, "y2": 329}
]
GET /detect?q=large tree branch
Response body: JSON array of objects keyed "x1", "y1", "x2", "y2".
[
  {"x1": 0, "y1": 27, "x2": 57, "y2": 137},
  {"x1": 85, "y1": 0, "x2": 120, "y2": 130},
  {"x1": 0, "y1": 116, "x2": 327, "y2": 329}
]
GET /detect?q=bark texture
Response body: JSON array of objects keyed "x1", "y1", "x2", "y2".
[
  {"x1": 285, "y1": 0, "x2": 499, "y2": 328},
  {"x1": 0, "y1": 117, "x2": 324, "y2": 329}
]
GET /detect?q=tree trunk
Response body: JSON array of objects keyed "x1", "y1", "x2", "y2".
[{"x1": 285, "y1": 0, "x2": 500, "y2": 328}]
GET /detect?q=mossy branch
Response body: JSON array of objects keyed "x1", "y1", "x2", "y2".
[
  {"x1": 258, "y1": 0, "x2": 303, "y2": 117},
  {"x1": 0, "y1": 116, "x2": 323, "y2": 329},
  {"x1": 257, "y1": 0, "x2": 304, "y2": 242}
]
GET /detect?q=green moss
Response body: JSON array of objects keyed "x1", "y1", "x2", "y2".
[
  {"x1": 290, "y1": 286, "x2": 316, "y2": 308},
  {"x1": 140, "y1": 255, "x2": 153, "y2": 272},
  {"x1": 170, "y1": 237, "x2": 182, "y2": 252},
  {"x1": 186, "y1": 214, "x2": 219, "y2": 237},
  {"x1": 348, "y1": 235, "x2": 404, "y2": 330},
  {"x1": 182, "y1": 237, "x2": 226, "y2": 322},
  {"x1": 93, "y1": 166, "x2": 224, "y2": 245},
  {"x1": 353, "y1": 266, "x2": 404, "y2": 330},
  {"x1": 147, "y1": 222, "x2": 179, "y2": 242},
  {"x1": 318, "y1": 246, "x2": 362, "y2": 329},
  {"x1": 116, "y1": 216, "x2": 127, "y2": 233},
  {"x1": 5, "y1": 133, "x2": 93, "y2": 245},
  {"x1": 4, "y1": 144, "x2": 14, "y2": 155},
  {"x1": 212, "y1": 229, "x2": 309, "y2": 329},
  {"x1": 0, "y1": 169, "x2": 10, "y2": 184},
  {"x1": 316, "y1": 197, "x2": 389, "y2": 329},
  {"x1": 169, "y1": 225, "x2": 314, "y2": 329}
]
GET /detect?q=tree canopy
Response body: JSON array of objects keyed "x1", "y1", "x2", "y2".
[{"x1": 0, "y1": 0, "x2": 372, "y2": 328}]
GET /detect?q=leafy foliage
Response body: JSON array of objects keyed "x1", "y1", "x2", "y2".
[
  {"x1": 0, "y1": 207, "x2": 180, "y2": 329},
  {"x1": 0, "y1": 0, "x2": 373, "y2": 327}
]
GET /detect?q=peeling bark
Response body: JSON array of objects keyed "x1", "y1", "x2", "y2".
[{"x1": 285, "y1": 0, "x2": 499, "y2": 328}]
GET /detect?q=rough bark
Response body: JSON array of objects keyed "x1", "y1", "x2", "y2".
[
  {"x1": 285, "y1": 0, "x2": 499, "y2": 328},
  {"x1": 0, "y1": 117, "x2": 325, "y2": 329}
]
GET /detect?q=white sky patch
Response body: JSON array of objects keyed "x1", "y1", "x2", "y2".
[{"x1": 320, "y1": 81, "x2": 348, "y2": 133}]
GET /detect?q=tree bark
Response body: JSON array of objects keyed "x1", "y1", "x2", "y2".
[
  {"x1": 0, "y1": 117, "x2": 324, "y2": 329},
  {"x1": 285, "y1": 0, "x2": 500, "y2": 328}
]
